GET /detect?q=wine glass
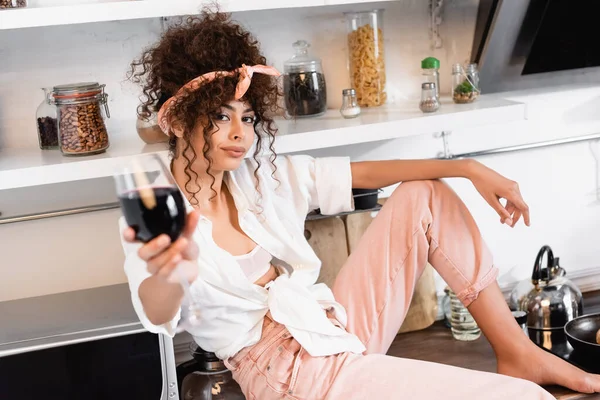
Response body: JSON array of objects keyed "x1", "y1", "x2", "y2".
[{"x1": 114, "y1": 153, "x2": 201, "y2": 333}]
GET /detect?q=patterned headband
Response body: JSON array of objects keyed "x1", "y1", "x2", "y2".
[{"x1": 157, "y1": 64, "x2": 281, "y2": 134}]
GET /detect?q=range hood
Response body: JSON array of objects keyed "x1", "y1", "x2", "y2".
[{"x1": 471, "y1": 0, "x2": 600, "y2": 94}]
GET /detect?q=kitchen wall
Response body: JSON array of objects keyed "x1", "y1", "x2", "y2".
[{"x1": 1, "y1": 0, "x2": 600, "y2": 302}]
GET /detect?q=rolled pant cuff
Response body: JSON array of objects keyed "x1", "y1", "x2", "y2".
[{"x1": 456, "y1": 266, "x2": 499, "y2": 307}]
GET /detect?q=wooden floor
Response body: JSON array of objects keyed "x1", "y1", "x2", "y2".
[{"x1": 387, "y1": 291, "x2": 600, "y2": 399}]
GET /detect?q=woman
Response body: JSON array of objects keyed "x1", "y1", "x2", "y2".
[{"x1": 122, "y1": 11, "x2": 600, "y2": 399}]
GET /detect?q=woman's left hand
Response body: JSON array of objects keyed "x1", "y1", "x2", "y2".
[{"x1": 468, "y1": 160, "x2": 530, "y2": 228}]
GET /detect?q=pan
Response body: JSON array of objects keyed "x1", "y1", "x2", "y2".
[{"x1": 564, "y1": 313, "x2": 600, "y2": 357}]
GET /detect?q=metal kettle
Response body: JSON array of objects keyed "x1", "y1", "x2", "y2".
[{"x1": 509, "y1": 245, "x2": 584, "y2": 330}]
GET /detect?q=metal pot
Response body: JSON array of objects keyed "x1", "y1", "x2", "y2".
[
  {"x1": 564, "y1": 313, "x2": 600, "y2": 357},
  {"x1": 509, "y1": 245, "x2": 583, "y2": 331}
]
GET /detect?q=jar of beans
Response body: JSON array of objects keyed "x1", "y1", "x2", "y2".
[
  {"x1": 0, "y1": 0, "x2": 27, "y2": 9},
  {"x1": 50, "y1": 82, "x2": 111, "y2": 156}
]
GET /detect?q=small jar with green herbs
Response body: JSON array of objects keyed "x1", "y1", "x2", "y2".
[{"x1": 452, "y1": 63, "x2": 480, "y2": 104}]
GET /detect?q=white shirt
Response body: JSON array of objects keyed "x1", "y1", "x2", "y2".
[{"x1": 120, "y1": 155, "x2": 367, "y2": 359}]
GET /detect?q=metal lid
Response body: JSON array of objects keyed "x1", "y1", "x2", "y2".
[
  {"x1": 342, "y1": 88, "x2": 356, "y2": 96},
  {"x1": 53, "y1": 82, "x2": 103, "y2": 96},
  {"x1": 421, "y1": 82, "x2": 436, "y2": 90}
]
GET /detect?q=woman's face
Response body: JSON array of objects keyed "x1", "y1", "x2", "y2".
[{"x1": 182, "y1": 100, "x2": 257, "y2": 173}]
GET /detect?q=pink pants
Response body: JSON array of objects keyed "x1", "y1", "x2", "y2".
[{"x1": 225, "y1": 180, "x2": 553, "y2": 399}]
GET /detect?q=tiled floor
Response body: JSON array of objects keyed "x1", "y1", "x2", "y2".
[{"x1": 387, "y1": 291, "x2": 600, "y2": 399}]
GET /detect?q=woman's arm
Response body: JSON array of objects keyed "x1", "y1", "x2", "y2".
[
  {"x1": 350, "y1": 158, "x2": 530, "y2": 228},
  {"x1": 350, "y1": 159, "x2": 475, "y2": 189}
]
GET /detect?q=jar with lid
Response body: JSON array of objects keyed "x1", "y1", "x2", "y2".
[
  {"x1": 283, "y1": 40, "x2": 327, "y2": 118},
  {"x1": 339, "y1": 88, "x2": 361, "y2": 119},
  {"x1": 421, "y1": 57, "x2": 440, "y2": 100},
  {"x1": 51, "y1": 82, "x2": 111, "y2": 156},
  {"x1": 35, "y1": 88, "x2": 59, "y2": 150},
  {"x1": 0, "y1": 0, "x2": 27, "y2": 9},
  {"x1": 345, "y1": 9, "x2": 387, "y2": 108},
  {"x1": 178, "y1": 343, "x2": 245, "y2": 400},
  {"x1": 419, "y1": 82, "x2": 440, "y2": 113},
  {"x1": 452, "y1": 63, "x2": 480, "y2": 104}
]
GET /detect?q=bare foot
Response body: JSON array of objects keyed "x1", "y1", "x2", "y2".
[{"x1": 497, "y1": 345, "x2": 600, "y2": 394}]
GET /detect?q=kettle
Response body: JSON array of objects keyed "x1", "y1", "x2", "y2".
[
  {"x1": 508, "y1": 245, "x2": 584, "y2": 330},
  {"x1": 177, "y1": 343, "x2": 245, "y2": 400}
]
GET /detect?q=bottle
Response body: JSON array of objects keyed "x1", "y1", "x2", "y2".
[
  {"x1": 421, "y1": 57, "x2": 440, "y2": 100},
  {"x1": 449, "y1": 288, "x2": 481, "y2": 341},
  {"x1": 35, "y1": 88, "x2": 59, "y2": 150},
  {"x1": 283, "y1": 40, "x2": 327, "y2": 118},
  {"x1": 339, "y1": 88, "x2": 361, "y2": 119},
  {"x1": 419, "y1": 82, "x2": 440, "y2": 113}
]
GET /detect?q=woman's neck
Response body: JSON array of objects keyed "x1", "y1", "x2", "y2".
[{"x1": 171, "y1": 155, "x2": 226, "y2": 211}]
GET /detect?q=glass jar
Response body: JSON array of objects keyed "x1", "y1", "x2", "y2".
[
  {"x1": 419, "y1": 82, "x2": 439, "y2": 113},
  {"x1": 421, "y1": 57, "x2": 440, "y2": 100},
  {"x1": 36, "y1": 88, "x2": 59, "y2": 150},
  {"x1": 51, "y1": 82, "x2": 110, "y2": 156},
  {"x1": 345, "y1": 9, "x2": 387, "y2": 108},
  {"x1": 283, "y1": 40, "x2": 327, "y2": 118},
  {"x1": 136, "y1": 113, "x2": 168, "y2": 144},
  {"x1": 0, "y1": 0, "x2": 27, "y2": 9},
  {"x1": 449, "y1": 288, "x2": 481, "y2": 341},
  {"x1": 339, "y1": 88, "x2": 361, "y2": 119},
  {"x1": 179, "y1": 344, "x2": 245, "y2": 400},
  {"x1": 452, "y1": 63, "x2": 480, "y2": 104}
]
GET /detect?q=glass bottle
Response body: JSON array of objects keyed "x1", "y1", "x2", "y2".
[
  {"x1": 419, "y1": 82, "x2": 440, "y2": 113},
  {"x1": 179, "y1": 344, "x2": 245, "y2": 400},
  {"x1": 339, "y1": 88, "x2": 361, "y2": 119},
  {"x1": 345, "y1": 9, "x2": 386, "y2": 108},
  {"x1": 449, "y1": 288, "x2": 481, "y2": 341},
  {"x1": 421, "y1": 57, "x2": 440, "y2": 100},
  {"x1": 283, "y1": 40, "x2": 327, "y2": 118},
  {"x1": 35, "y1": 88, "x2": 59, "y2": 150},
  {"x1": 452, "y1": 63, "x2": 480, "y2": 104}
]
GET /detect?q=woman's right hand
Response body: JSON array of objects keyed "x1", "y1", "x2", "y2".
[{"x1": 123, "y1": 210, "x2": 201, "y2": 282}]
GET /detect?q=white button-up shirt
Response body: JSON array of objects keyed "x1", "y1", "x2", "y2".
[{"x1": 120, "y1": 155, "x2": 366, "y2": 360}]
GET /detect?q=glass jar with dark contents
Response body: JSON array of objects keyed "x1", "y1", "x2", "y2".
[{"x1": 283, "y1": 40, "x2": 327, "y2": 118}]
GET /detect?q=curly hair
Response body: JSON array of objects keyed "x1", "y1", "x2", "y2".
[{"x1": 128, "y1": 10, "x2": 280, "y2": 205}]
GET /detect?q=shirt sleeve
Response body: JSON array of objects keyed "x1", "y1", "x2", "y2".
[
  {"x1": 119, "y1": 217, "x2": 181, "y2": 337},
  {"x1": 285, "y1": 155, "x2": 355, "y2": 215}
]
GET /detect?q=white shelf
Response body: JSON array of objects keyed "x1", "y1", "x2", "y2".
[
  {"x1": 0, "y1": 0, "x2": 393, "y2": 30},
  {"x1": 0, "y1": 95, "x2": 525, "y2": 191}
]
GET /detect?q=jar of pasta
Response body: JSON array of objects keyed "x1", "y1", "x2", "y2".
[{"x1": 345, "y1": 9, "x2": 387, "y2": 108}]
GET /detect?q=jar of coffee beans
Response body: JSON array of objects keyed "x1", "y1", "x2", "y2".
[
  {"x1": 50, "y1": 82, "x2": 111, "y2": 156},
  {"x1": 35, "y1": 88, "x2": 59, "y2": 150},
  {"x1": 0, "y1": 0, "x2": 27, "y2": 9},
  {"x1": 283, "y1": 40, "x2": 327, "y2": 118}
]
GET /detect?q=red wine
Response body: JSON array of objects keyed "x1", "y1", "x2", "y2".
[{"x1": 119, "y1": 186, "x2": 186, "y2": 243}]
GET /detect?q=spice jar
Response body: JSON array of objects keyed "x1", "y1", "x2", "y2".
[
  {"x1": 345, "y1": 9, "x2": 387, "y2": 108},
  {"x1": 339, "y1": 88, "x2": 361, "y2": 119},
  {"x1": 0, "y1": 0, "x2": 27, "y2": 9},
  {"x1": 421, "y1": 57, "x2": 440, "y2": 100},
  {"x1": 452, "y1": 63, "x2": 480, "y2": 104},
  {"x1": 35, "y1": 88, "x2": 59, "y2": 150},
  {"x1": 419, "y1": 82, "x2": 440, "y2": 113},
  {"x1": 283, "y1": 40, "x2": 327, "y2": 118},
  {"x1": 51, "y1": 82, "x2": 110, "y2": 156}
]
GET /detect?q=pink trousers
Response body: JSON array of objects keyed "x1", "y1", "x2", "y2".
[{"x1": 225, "y1": 180, "x2": 554, "y2": 399}]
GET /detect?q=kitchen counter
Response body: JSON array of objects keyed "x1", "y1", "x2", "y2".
[{"x1": 387, "y1": 291, "x2": 600, "y2": 399}]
